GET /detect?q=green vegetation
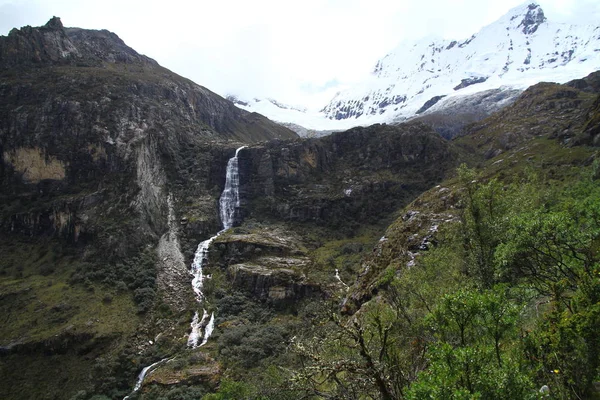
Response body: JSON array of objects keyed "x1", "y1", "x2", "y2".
[
  {"x1": 278, "y1": 163, "x2": 600, "y2": 399},
  {"x1": 70, "y1": 246, "x2": 158, "y2": 313},
  {"x1": 0, "y1": 236, "x2": 148, "y2": 400}
]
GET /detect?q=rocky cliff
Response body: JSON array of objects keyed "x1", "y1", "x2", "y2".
[
  {"x1": 0, "y1": 17, "x2": 296, "y2": 248},
  {"x1": 0, "y1": 18, "x2": 296, "y2": 400},
  {"x1": 239, "y1": 122, "x2": 459, "y2": 228}
]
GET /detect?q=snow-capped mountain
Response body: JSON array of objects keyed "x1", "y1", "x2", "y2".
[
  {"x1": 321, "y1": 2, "x2": 600, "y2": 125},
  {"x1": 226, "y1": 96, "x2": 307, "y2": 113},
  {"x1": 226, "y1": 95, "x2": 347, "y2": 134}
]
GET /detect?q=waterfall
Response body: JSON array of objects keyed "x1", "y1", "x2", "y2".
[
  {"x1": 188, "y1": 145, "x2": 246, "y2": 348},
  {"x1": 219, "y1": 146, "x2": 245, "y2": 229},
  {"x1": 200, "y1": 312, "x2": 215, "y2": 347},
  {"x1": 335, "y1": 268, "x2": 349, "y2": 289},
  {"x1": 190, "y1": 236, "x2": 217, "y2": 301},
  {"x1": 123, "y1": 357, "x2": 171, "y2": 399},
  {"x1": 186, "y1": 309, "x2": 208, "y2": 348},
  {"x1": 124, "y1": 146, "x2": 246, "y2": 398}
]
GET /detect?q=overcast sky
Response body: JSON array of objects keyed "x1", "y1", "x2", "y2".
[{"x1": 1, "y1": 0, "x2": 599, "y2": 108}]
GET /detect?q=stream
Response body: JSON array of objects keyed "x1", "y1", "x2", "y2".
[{"x1": 124, "y1": 146, "x2": 246, "y2": 398}]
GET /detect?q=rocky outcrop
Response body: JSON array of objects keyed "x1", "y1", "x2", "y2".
[
  {"x1": 415, "y1": 95, "x2": 446, "y2": 115},
  {"x1": 342, "y1": 185, "x2": 461, "y2": 314},
  {"x1": 228, "y1": 259, "x2": 316, "y2": 304},
  {"x1": 207, "y1": 226, "x2": 319, "y2": 305},
  {"x1": 460, "y1": 77, "x2": 600, "y2": 154},
  {"x1": 0, "y1": 16, "x2": 155, "y2": 68},
  {"x1": 566, "y1": 70, "x2": 600, "y2": 94},
  {"x1": 0, "y1": 17, "x2": 79, "y2": 67},
  {"x1": 517, "y1": 3, "x2": 546, "y2": 35},
  {"x1": 147, "y1": 362, "x2": 221, "y2": 387},
  {"x1": 453, "y1": 76, "x2": 488, "y2": 91},
  {"x1": 240, "y1": 123, "x2": 460, "y2": 227}
]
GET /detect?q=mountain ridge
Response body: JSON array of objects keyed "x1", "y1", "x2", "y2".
[
  {"x1": 0, "y1": 17, "x2": 297, "y2": 143},
  {"x1": 233, "y1": 2, "x2": 600, "y2": 133},
  {"x1": 322, "y1": 2, "x2": 600, "y2": 124}
]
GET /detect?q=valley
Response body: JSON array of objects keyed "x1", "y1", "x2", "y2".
[{"x1": 1, "y1": 11, "x2": 599, "y2": 400}]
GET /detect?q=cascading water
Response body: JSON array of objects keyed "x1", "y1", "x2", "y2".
[
  {"x1": 219, "y1": 147, "x2": 244, "y2": 230},
  {"x1": 188, "y1": 145, "x2": 246, "y2": 348},
  {"x1": 123, "y1": 147, "x2": 246, "y2": 398},
  {"x1": 123, "y1": 357, "x2": 172, "y2": 399}
]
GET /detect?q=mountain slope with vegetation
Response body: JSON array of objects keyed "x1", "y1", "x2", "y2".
[
  {"x1": 0, "y1": 17, "x2": 295, "y2": 400},
  {"x1": 1, "y1": 17, "x2": 599, "y2": 400},
  {"x1": 278, "y1": 71, "x2": 600, "y2": 400}
]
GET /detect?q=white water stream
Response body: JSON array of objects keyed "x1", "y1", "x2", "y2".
[
  {"x1": 188, "y1": 145, "x2": 246, "y2": 348},
  {"x1": 124, "y1": 146, "x2": 246, "y2": 398},
  {"x1": 123, "y1": 357, "x2": 172, "y2": 399}
]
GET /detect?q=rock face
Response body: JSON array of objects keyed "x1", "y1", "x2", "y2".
[
  {"x1": 459, "y1": 70, "x2": 600, "y2": 153},
  {"x1": 228, "y1": 260, "x2": 315, "y2": 304},
  {"x1": 0, "y1": 17, "x2": 296, "y2": 254},
  {"x1": 410, "y1": 88, "x2": 523, "y2": 139},
  {"x1": 518, "y1": 3, "x2": 546, "y2": 34},
  {"x1": 415, "y1": 95, "x2": 446, "y2": 115},
  {"x1": 0, "y1": 17, "x2": 80, "y2": 67},
  {"x1": 209, "y1": 227, "x2": 317, "y2": 306},
  {"x1": 240, "y1": 122, "x2": 460, "y2": 228},
  {"x1": 453, "y1": 77, "x2": 489, "y2": 91}
]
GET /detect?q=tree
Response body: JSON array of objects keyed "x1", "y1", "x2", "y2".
[{"x1": 407, "y1": 287, "x2": 533, "y2": 399}]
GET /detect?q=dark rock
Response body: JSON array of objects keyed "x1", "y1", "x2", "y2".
[
  {"x1": 228, "y1": 261, "x2": 317, "y2": 305},
  {"x1": 453, "y1": 76, "x2": 488, "y2": 91},
  {"x1": 566, "y1": 70, "x2": 600, "y2": 94},
  {"x1": 410, "y1": 88, "x2": 522, "y2": 139},
  {"x1": 518, "y1": 4, "x2": 547, "y2": 35},
  {"x1": 241, "y1": 123, "x2": 460, "y2": 227},
  {"x1": 462, "y1": 81, "x2": 599, "y2": 150},
  {"x1": 416, "y1": 95, "x2": 447, "y2": 114}
]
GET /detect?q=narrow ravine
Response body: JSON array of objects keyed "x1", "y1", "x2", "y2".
[{"x1": 124, "y1": 146, "x2": 246, "y2": 398}]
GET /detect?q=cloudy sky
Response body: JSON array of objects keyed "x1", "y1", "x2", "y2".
[{"x1": 1, "y1": 0, "x2": 599, "y2": 108}]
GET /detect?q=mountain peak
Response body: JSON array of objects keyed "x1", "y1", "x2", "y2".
[
  {"x1": 504, "y1": 2, "x2": 547, "y2": 34},
  {"x1": 517, "y1": 3, "x2": 546, "y2": 34},
  {"x1": 0, "y1": 17, "x2": 160, "y2": 68},
  {"x1": 1, "y1": 16, "x2": 79, "y2": 67},
  {"x1": 43, "y1": 16, "x2": 64, "y2": 31}
]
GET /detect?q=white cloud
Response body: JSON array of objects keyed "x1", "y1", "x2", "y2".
[{"x1": 0, "y1": 0, "x2": 598, "y2": 108}]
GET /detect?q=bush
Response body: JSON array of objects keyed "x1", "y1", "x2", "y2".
[
  {"x1": 134, "y1": 287, "x2": 156, "y2": 313},
  {"x1": 70, "y1": 247, "x2": 158, "y2": 312},
  {"x1": 218, "y1": 324, "x2": 288, "y2": 368}
]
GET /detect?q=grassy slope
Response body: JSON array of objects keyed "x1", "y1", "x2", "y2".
[{"x1": 0, "y1": 237, "x2": 141, "y2": 399}]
